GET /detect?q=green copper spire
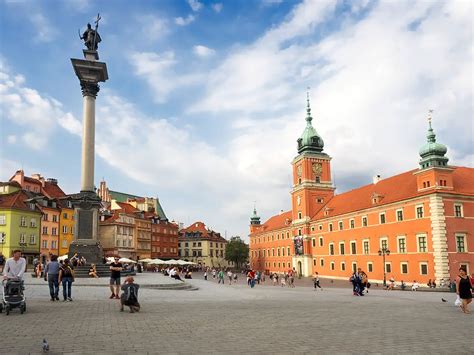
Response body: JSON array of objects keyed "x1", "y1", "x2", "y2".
[
  {"x1": 419, "y1": 110, "x2": 449, "y2": 169},
  {"x1": 297, "y1": 90, "x2": 324, "y2": 154},
  {"x1": 250, "y1": 205, "x2": 261, "y2": 225}
]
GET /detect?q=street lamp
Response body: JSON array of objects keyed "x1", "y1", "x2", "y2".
[{"x1": 378, "y1": 247, "x2": 390, "y2": 287}]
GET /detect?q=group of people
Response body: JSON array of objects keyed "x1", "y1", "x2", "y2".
[
  {"x1": 270, "y1": 270, "x2": 296, "y2": 288},
  {"x1": 350, "y1": 268, "x2": 369, "y2": 296}
]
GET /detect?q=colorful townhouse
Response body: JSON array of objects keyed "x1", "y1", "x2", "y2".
[
  {"x1": 179, "y1": 222, "x2": 232, "y2": 268},
  {"x1": 9, "y1": 171, "x2": 76, "y2": 259},
  {"x1": 249, "y1": 99, "x2": 474, "y2": 285},
  {"x1": 0, "y1": 182, "x2": 42, "y2": 264}
]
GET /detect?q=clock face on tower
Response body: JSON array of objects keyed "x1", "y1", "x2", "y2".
[{"x1": 312, "y1": 162, "x2": 322, "y2": 176}]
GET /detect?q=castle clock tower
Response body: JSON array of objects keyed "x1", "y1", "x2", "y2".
[{"x1": 291, "y1": 94, "x2": 335, "y2": 276}]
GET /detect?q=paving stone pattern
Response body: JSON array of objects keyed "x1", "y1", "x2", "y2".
[{"x1": 1, "y1": 273, "x2": 471, "y2": 354}]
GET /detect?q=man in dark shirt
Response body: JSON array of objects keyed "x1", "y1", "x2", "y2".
[{"x1": 109, "y1": 257, "x2": 122, "y2": 299}]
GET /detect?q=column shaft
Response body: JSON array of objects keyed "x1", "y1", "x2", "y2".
[{"x1": 81, "y1": 95, "x2": 96, "y2": 192}]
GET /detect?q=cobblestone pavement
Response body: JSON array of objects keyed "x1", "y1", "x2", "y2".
[{"x1": 1, "y1": 273, "x2": 471, "y2": 354}]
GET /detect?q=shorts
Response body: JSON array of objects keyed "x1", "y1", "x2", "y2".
[{"x1": 110, "y1": 277, "x2": 121, "y2": 285}]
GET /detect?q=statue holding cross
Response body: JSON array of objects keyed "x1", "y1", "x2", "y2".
[{"x1": 80, "y1": 14, "x2": 102, "y2": 51}]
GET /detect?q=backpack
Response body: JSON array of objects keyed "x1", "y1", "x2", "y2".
[
  {"x1": 125, "y1": 284, "x2": 138, "y2": 302},
  {"x1": 62, "y1": 265, "x2": 73, "y2": 278}
]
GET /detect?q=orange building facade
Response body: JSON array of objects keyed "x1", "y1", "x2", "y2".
[{"x1": 249, "y1": 102, "x2": 474, "y2": 285}]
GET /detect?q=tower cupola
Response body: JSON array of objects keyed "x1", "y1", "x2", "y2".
[
  {"x1": 297, "y1": 93, "x2": 324, "y2": 154},
  {"x1": 250, "y1": 207, "x2": 261, "y2": 226},
  {"x1": 419, "y1": 111, "x2": 449, "y2": 169}
]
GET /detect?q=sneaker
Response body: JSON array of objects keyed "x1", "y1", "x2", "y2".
[
  {"x1": 109, "y1": 294, "x2": 115, "y2": 299},
  {"x1": 67, "y1": 298, "x2": 73, "y2": 302},
  {"x1": 50, "y1": 298, "x2": 55, "y2": 302},
  {"x1": 55, "y1": 296, "x2": 60, "y2": 301},
  {"x1": 63, "y1": 299, "x2": 68, "y2": 302}
]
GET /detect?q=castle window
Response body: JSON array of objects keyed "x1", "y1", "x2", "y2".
[
  {"x1": 320, "y1": 259, "x2": 324, "y2": 267},
  {"x1": 379, "y1": 213, "x2": 386, "y2": 224},
  {"x1": 350, "y1": 219, "x2": 355, "y2": 229},
  {"x1": 315, "y1": 176, "x2": 320, "y2": 183},
  {"x1": 363, "y1": 240, "x2": 370, "y2": 254},
  {"x1": 339, "y1": 242, "x2": 345, "y2": 255},
  {"x1": 416, "y1": 205, "x2": 424, "y2": 218},
  {"x1": 341, "y1": 262, "x2": 346, "y2": 271},
  {"x1": 397, "y1": 237, "x2": 406, "y2": 253},
  {"x1": 362, "y1": 216, "x2": 368, "y2": 227},
  {"x1": 329, "y1": 223, "x2": 333, "y2": 232},
  {"x1": 298, "y1": 229, "x2": 302, "y2": 236},
  {"x1": 401, "y1": 263, "x2": 408, "y2": 274},
  {"x1": 298, "y1": 178, "x2": 302, "y2": 184},
  {"x1": 350, "y1": 241, "x2": 356, "y2": 255},
  {"x1": 330, "y1": 262, "x2": 335, "y2": 270},
  {"x1": 454, "y1": 204, "x2": 463, "y2": 218},
  {"x1": 417, "y1": 235, "x2": 427, "y2": 253},
  {"x1": 338, "y1": 221, "x2": 343, "y2": 230},
  {"x1": 319, "y1": 236, "x2": 323, "y2": 247},
  {"x1": 312, "y1": 238, "x2": 316, "y2": 247},
  {"x1": 367, "y1": 262, "x2": 373, "y2": 272},
  {"x1": 456, "y1": 234, "x2": 466, "y2": 253},
  {"x1": 396, "y1": 209, "x2": 404, "y2": 221},
  {"x1": 298, "y1": 212, "x2": 302, "y2": 219},
  {"x1": 317, "y1": 198, "x2": 324, "y2": 203},
  {"x1": 318, "y1": 224, "x2": 323, "y2": 231},
  {"x1": 329, "y1": 243, "x2": 334, "y2": 255}
]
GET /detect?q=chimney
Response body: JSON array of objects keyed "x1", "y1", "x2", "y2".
[
  {"x1": 373, "y1": 175, "x2": 381, "y2": 184},
  {"x1": 279, "y1": 209, "x2": 284, "y2": 215}
]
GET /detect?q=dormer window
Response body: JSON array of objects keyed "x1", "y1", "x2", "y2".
[{"x1": 29, "y1": 203, "x2": 35, "y2": 210}]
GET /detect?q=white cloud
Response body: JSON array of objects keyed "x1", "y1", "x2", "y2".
[
  {"x1": 175, "y1": 14, "x2": 195, "y2": 26},
  {"x1": 7, "y1": 135, "x2": 17, "y2": 144},
  {"x1": 193, "y1": 45, "x2": 215, "y2": 58},
  {"x1": 29, "y1": 13, "x2": 57, "y2": 43},
  {"x1": 211, "y1": 3, "x2": 223, "y2": 13},
  {"x1": 0, "y1": 64, "x2": 80, "y2": 150},
  {"x1": 129, "y1": 51, "x2": 202, "y2": 103},
  {"x1": 140, "y1": 15, "x2": 169, "y2": 41},
  {"x1": 187, "y1": 0, "x2": 203, "y2": 12}
]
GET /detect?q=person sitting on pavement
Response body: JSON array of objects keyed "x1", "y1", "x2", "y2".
[
  {"x1": 400, "y1": 280, "x2": 407, "y2": 290},
  {"x1": 120, "y1": 276, "x2": 140, "y2": 313},
  {"x1": 411, "y1": 280, "x2": 419, "y2": 291},
  {"x1": 88, "y1": 264, "x2": 99, "y2": 278},
  {"x1": 386, "y1": 277, "x2": 395, "y2": 290}
]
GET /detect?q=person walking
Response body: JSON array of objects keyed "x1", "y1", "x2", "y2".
[
  {"x1": 2, "y1": 250, "x2": 26, "y2": 281},
  {"x1": 217, "y1": 269, "x2": 225, "y2": 284},
  {"x1": 227, "y1": 270, "x2": 233, "y2": 285},
  {"x1": 44, "y1": 255, "x2": 60, "y2": 301},
  {"x1": 313, "y1": 272, "x2": 322, "y2": 291},
  {"x1": 109, "y1": 257, "x2": 123, "y2": 299},
  {"x1": 58, "y1": 259, "x2": 75, "y2": 301},
  {"x1": 204, "y1": 269, "x2": 208, "y2": 280},
  {"x1": 456, "y1": 267, "x2": 473, "y2": 314}
]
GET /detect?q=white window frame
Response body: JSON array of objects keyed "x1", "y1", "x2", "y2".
[
  {"x1": 362, "y1": 216, "x2": 368, "y2": 227},
  {"x1": 339, "y1": 242, "x2": 345, "y2": 255},
  {"x1": 329, "y1": 243, "x2": 334, "y2": 255},
  {"x1": 350, "y1": 240, "x2": 357, "y2": 255},
  {"x1": 29, "y1": 235, "x2": 36, "y2": 244},
  {"x1": 367, "y1": 262, "x2": 373, "y2": 273},
  {"x1": 417, "y1": 234, "x2": 428, "y2": 253},
  {"x1": 319, "y1": 236, "x2": 323, "y2": 247},
  {"x1": 419, "y1": 262, "x2": 428, "y2": 275},
  {"x1": 351, "y1": 262, "x2": 357, "y2": 273},
  {"x1": 400, "y1": 262, "x2": 408, "y2": 274},
  {"x1": 338, "y1": 221, "x2": 343, "y2": 230},
  {"x1": 454, "y1": 203, "x2": 463, "y2": 218},
  {"x1": 312, "y1": 238, "x2": 316, "y2": 247},
  {"x1": 42, "y1": 240, "x2": 48, "y2": 249},
  {"x1": 19, "y1": 233, "x2": 26, "y2": 243},
  {"x1": 318, "y1": 224, "x2": 323, "y2": 231},
  {"x1": 313, "y1": 258, "x2": 317, "y2": 266},
  {"x1": 330, "y1": 262, "x2": 335, "y2": 270},
  {"x1": 340, "y1": 262, "x2": 346, "y2": 271},
  {"x1": 379, "y1": 212, "x2": 386, "y2": 224},
  {"x1": 396, "y1": 208, "x2": 404, "y2": 222},
  {"x1": 320, "y1": 258, "x2": 324, "y2": 267},
  {"x1": 0, "y1": 215, "x2": 5, "y2": 225},
  {"x1": 379, "y1": 237, "x2": 388, "y2": 250},
  {"x1": 329, "y1": 223, "x2": 333, "y2": 232},
  {"x1": 416, "y1": 204, "x2": 424, "y2": 219},
  {"x1": 455, "y1": 233, "x2": 467, "y2": 253},
  {"x1": 397, "y1": 236, "x2": 407, "y2": 254},
  {"x1": 20, "y1": 216, "x2": 27, "y2": 227},
  {"x1": 385, "y1": 262, "x2": 392, "y2": 273},
  {"x1": 350, "y1": 219, "x2": 355, "y2": 229},
  {"x1": 362, "y1": 239, "x2": 370, "y2": 255}
]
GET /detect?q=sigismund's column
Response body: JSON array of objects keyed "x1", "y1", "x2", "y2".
[{"x1": 68, "y1": 17, "x2": 108, "y2": 263}]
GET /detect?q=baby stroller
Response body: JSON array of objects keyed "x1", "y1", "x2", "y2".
[{"x1": 0, "y1": 279, "x2": 26, "y2": 315}]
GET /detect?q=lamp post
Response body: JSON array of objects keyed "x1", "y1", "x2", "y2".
[{"x1": 378, "y1": 246, "x2": 390, "y2": 287}]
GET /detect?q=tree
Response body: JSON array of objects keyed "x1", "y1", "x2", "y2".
[{"x1": 225, "y1": 236, "x2": 249, "y2": 269}]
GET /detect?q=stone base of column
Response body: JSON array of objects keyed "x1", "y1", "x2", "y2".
[{"x1": 69, "y1": 240, "x2": 103, "y2": 265}]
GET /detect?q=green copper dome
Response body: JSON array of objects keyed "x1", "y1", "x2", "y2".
[
  {"x1": 419, "y1": 114, "x2": 449, "y2": 169},
  {"x1": 297, "y1": 94, "x2": 324, "y2": 154},
  {"x1": 250, "y1": 207, "x2": 260, "y2": 225}
]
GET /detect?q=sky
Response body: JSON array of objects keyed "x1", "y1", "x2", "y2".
[{"x1": 0, "y1": 0, "x2": 473, "y2": 240}]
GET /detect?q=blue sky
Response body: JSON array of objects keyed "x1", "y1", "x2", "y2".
[{"x1": 1, "y1": 0, "x2": 473, "y2": 239}]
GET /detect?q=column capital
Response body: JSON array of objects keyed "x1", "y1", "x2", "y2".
[{"x1": 80, "y1": 81, "x2": 100, "y2": 98}]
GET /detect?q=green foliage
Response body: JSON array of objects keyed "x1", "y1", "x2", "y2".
[{"x1": 225, "y1": 236, "x2": 249, "y2": 268}]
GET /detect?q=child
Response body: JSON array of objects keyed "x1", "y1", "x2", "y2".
[
  {"x1": 313, "y1": 272, "x2": 322, "y2": 291},
  {"x1": 120, "y1": 276, "x2": 140, "y2": 313}
]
